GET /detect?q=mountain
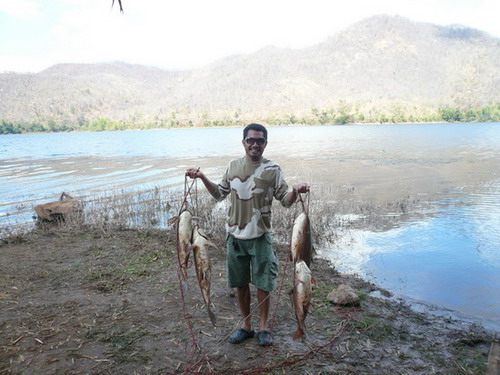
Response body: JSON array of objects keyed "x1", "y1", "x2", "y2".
[{"x1": 1, "y1": 15, "x2": 499, "y2": 129}]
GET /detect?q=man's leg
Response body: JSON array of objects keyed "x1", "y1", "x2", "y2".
[
  {"x1": 237, "y1": 284, "x2": 252, "y2": 331},
  {"x1": 256, "y1": 288, "x2": 273, "y2": 346},
  {"x1": 257, "y1": 288, "x2": 270, "y2": 331},
  {"x1": 229, "y1": 284, "x2": 255, "y2": 344}
]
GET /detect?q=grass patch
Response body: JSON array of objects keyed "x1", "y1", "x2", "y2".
[
  {"x1": 84, "y1": 325, "x2": 149, "y2": 363},
  {"x1": 351, "y1": 315, "x2": 393, "y2": 340}
]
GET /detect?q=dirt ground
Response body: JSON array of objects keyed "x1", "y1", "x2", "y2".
[{"x1": 0, "y1": 225, "x2": 493, "y2": 375}]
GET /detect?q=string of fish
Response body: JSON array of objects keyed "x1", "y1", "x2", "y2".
[
  {"x1": 170, "y1": 170, "x2": 204, "y2": 368},
  {"x1": 172, "y1": 169, "x2": 226, "y2": 373}
]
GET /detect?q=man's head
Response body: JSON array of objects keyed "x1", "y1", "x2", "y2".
[
  {"x1": 243, "y1": 123, "x2": 267, "y2": 140},
  {"x1": 242, "y1": 123, "x2": 268, "y2": 162}
]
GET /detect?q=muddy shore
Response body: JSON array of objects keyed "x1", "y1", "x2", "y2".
[{"x1": 0, "y1": 226, "x2": 493, "y2": 374}]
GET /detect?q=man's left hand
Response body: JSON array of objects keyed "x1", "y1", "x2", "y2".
[{"x1": 293, "y1": 183, "x2": 311, "y2": 194}]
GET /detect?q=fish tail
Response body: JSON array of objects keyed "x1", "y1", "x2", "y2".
[{"x1": 293, "y1": 328, "x2": 305, "y2": 340}]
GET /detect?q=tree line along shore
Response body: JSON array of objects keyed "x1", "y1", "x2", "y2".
[{"x1": 1, "y1": 103, "x2": 499, "y2": 134}]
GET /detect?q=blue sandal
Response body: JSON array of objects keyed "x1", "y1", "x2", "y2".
[
  {"x1": 257, "y1": 330, "x2": 273, "y2": 346},
  {"x1": 229, "y1": 328, "x2": 255, "y2": 344}
]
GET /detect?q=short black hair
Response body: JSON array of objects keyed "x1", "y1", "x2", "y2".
[{"x1": 243, "y1": 123, "x2": 268, "y2": 140}]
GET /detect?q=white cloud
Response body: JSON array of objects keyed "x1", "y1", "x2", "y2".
[
  {"x1": 0, "y1": 53, "x2": 49, "y2": 72},
  {"x1": 0, "y1": 0, "x2": 41, "y2": 19}
]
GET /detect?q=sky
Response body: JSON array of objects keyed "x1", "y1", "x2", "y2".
[{"x1": 0, "y1": 0, "x2": 499, "y2": 73}]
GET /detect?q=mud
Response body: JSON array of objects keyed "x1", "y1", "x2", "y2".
[{"x1": 0, "y1": 226, "x2": 492, "y2": 374}]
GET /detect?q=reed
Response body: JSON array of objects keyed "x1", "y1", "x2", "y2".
[
  {"x1": 80, "y1": 186, "x2": 177, "y2": 233},
  {"x1": 2, "y1": 183, "x2": 422, "y2": 249}
]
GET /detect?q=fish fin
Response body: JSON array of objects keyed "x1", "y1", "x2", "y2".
[
  {"x1": 311, "y1": 277, "x2": 317, "y2": 287},
  {"x1": 208, "y1": 307, "x2": 217, "y2": 327},
  {"x1": 206, "y1": 241, "x2": 220, "y2": 251},
  {"x1": 186, "y1": 244, "x2": 195, "y2": 256},
  {"x1": 168, "y1": 215, "x2": 179, "y2": 225},
  {"x1": 181, "y1": 266, "x2": 189, "y2": 281},
  {"x1": 288, "y1": 287, "x2": 294, "y2": 296},
  {"x1": 293, "y1": 328, "x2": 305, "y2": 340},
  {"x1": 303, "y1": 305, "x2": 309, "y2": 315}
]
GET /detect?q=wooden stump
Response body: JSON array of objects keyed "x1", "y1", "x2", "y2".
[{"x1": 34, "y1": 192, "x2": 83, "y2": 223}]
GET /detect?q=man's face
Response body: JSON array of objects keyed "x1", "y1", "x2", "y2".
[{"x1": 242, "y1": 129, "x2": 267, "y2": 161}]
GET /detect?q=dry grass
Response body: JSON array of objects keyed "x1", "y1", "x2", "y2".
[{"x1": 1, "y1": 183, "x2": 424, "y2": 249}]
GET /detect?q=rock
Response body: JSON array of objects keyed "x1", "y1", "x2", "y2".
[{"x1": 327, "y1": 284, "x2": 360, "y2": 306}]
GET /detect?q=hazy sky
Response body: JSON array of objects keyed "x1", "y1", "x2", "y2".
[{"x1": 0, "y1": 0, "x2": 499, "y2": 73}]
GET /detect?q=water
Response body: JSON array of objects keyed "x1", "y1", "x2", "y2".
[
  {"x1": 322, "y1": 186, "x2": 500, "y2": 330},
  {"x1": 1, "y1": 123, "x2": 500, "y2": 330}
]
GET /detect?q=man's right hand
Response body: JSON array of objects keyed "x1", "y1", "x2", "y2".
[
  {"x1": 185, "y1": 168, "x2": 201, "y2": 179},
  {"x1": 185, "y1": 168, "x2": 219, "y2": 197}
]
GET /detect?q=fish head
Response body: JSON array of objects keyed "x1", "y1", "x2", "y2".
[
  {"x1": 295, "y1": 260, "x2": 311, "y2": 278},
  {"x1": 179, "y1": 210, "x2": 193, "y2": 221}
]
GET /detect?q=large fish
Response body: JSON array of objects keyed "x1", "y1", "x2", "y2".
[
  {"x1": 292, "y1": 260, "x2": 316, "y2": 340},
  {"x1": 192, "y1": 225, "x2": 217, "y2": 326},
  {"x1": 290, "y1": 211, "x2": 313, "y2": 267}
]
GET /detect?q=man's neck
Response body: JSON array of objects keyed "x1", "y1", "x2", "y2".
[{"x1": 245, "y1": 155, "x2": 262, "y2": 163}]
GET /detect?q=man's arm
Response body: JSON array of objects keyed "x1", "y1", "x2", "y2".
[{"x1": 284, "y1": 182, "x2": 311, "y2": 205}]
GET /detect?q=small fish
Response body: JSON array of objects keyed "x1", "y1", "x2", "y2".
[
  {"x1": 192, "y1": 225, "x2": 217, "y2": 326},
  {"x1": 169, "y1": 210, "x2": 193, "y2": 281},
  {"x1": 290, "y1": 211, "x2": 313, "y2": 268},
  {"x1": 292, "y1": 260, "x2": 316, "y2": 340}
]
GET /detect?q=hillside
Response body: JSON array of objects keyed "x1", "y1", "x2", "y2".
[{"x1": 1, "y1": 15, "x2": 499, "y2": 130}]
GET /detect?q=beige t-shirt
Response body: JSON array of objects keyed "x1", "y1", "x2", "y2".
[{"x1": 211, "y1": 157, "x2": 292, "y2": 239}]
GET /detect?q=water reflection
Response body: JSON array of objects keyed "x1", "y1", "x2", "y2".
[{"x1": 318, "y1": 183, "x2": 500, "y2": 330}]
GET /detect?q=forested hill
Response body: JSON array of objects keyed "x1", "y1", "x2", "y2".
[{"x1": 1, "y1": 14, "x2": 499, "y2": 132}]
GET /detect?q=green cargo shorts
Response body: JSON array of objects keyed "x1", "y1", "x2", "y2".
[{"x1": 226, "y1": 233, "x2": 279, "y2": 292}]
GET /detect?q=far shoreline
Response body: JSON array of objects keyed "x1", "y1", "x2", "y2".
[{"x1": 3, "y1": 119, "x2": 500, "y2": 136}]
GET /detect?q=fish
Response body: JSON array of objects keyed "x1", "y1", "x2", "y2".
[
  {"x1": 292, "y1": 260, "x2": 316, "y2": 340},
  {"x1": 290, "y1": 211, "x2": 313, "y2": 268},
  {"x1": 169, "y1": 210, "x2": 193, "y2": 281},
  {"x1": 192, "y1": 225, "x2": 217, "y2": 326}
]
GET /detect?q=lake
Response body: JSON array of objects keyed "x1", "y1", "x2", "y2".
[{"x1": 1, "y1": 123, "x2": 499, "y2": 331}]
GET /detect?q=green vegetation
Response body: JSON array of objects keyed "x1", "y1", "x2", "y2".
[
  {"x1": 440, "y1": 103, "x2": 500, "y2": 122},
  {"x1": 1, "y1": 103, "x2": 499, "y2": 134}
]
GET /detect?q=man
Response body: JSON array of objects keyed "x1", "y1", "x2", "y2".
[{"x1": 185, "y1": 123, "x2": 310, "y2": 346}]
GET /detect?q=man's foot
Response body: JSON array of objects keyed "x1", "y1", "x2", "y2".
[
  {"x1": 229, "y1": 328, "x2": 255, "y2": 344},
  {"x1": 256, "y1": 330, "x2": 273, "y2": 346}
]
